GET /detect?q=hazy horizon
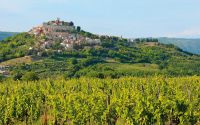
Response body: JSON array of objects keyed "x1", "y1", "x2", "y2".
[{"x1": 1, "y1": 0, "x2": 200, "y2": 38}]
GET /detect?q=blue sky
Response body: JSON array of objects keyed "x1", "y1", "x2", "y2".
[{"x1": 0, "y1": 0, "x2": 200, "y2": 38}]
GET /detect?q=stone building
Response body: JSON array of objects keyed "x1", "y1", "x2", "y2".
[
  {"x1": 0, "y1": 65, "x2": 9, "y2": 77},
  {"x1": 30, "y1": 18, "x2": 76, "y2": 36},
  {"x1": 85, "y1": 37, "x2": 101, "y2": 45},
  {"x1": 42, "y1": 18, "x2": 75, "y2": 33}
]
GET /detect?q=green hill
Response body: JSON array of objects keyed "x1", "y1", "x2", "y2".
[
  {"x1": 1, "y1": 20, "x2": 200, "y2": 80},
  {"x1": 159, "y1": 37, "x2": 200, "y2": 54}
]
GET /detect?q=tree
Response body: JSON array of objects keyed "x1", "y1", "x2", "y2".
[
  {"x1": 0, "y1": 74, "x2": 4, "y2": 82},
  {"x1": 13, "y1": 72, "x2": 23, "y2": 81},
  {"x1": 64, "y1": 71, "x2": 75, "y2": 79},
  {"x1": 77, "y1": 26, "x2": 81, "y2": 32},
  {"x1": 71, "y1": 58, "x2": 78, "y2": 65},
  {"x1": 22, "y1": 72, "x2": 39, "y2": 81},
  {"x1": 69, "y1": 21, "x2": 74, "y2": 26}
]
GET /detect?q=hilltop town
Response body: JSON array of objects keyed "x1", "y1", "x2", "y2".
[
  {"x1": 1, "y1": 18, "x2": 200, "y2": 79},
  {"x1": 0, "y1": 19, "x2": 103, "y2": 77},
  {"x1": 29, "y1": 18, "x2": 101, "y2": 50}
]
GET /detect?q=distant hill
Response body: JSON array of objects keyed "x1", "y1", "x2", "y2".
[
  {"x1": 0, "y1": 31, "x2": 18, "y2": 41},
  {"x1": 158, "y1": 38, "x2": 200, "y2": 54}
]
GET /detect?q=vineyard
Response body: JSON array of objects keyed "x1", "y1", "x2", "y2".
[{"x1": 0, "y1": 76, "x2": 199, "y2": 125}]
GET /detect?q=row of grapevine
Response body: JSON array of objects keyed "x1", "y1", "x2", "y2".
[{"x1": 0, "y1": 76, "x2": 199, "y2": 125}]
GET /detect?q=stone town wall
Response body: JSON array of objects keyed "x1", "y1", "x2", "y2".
[{"x1": 43, "y1": 23, "x2": 75, "y2": 32}]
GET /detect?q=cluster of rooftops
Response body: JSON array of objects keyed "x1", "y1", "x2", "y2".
[
  {"x1": 0, "y1": 65, "x2": 9, "y2": 76},
  {"x1": 29, "y1": 18, "x2": 101, "y2": 50}
]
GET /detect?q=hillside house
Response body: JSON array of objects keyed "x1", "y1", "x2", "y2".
[
  {"x1": 0, "y1": 65, "x2": 10, "y2": 77},
  {"x1": 85, "y1": 38, "x2": 101, "y2": 45},
  {"x1": 30, "y1": 25, "x2": 45, "y2": 36},
  {"x1": 40, "y1": 41, "x2": 52, "y2": 49}
]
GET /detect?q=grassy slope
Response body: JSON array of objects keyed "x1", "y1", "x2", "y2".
[
  {"x1": 95, "y1": 63, "x2": 159, "y2": 72},
  {"x1": 0, "y1": 56, "x2": 33, "y2": 66}
]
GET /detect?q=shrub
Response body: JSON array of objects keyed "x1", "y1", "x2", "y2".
[
  {"x1": 22, "y1": 72, "x2": 39, "y2": 81},
  {"x1": 13, "y1": 72, "x2": 23, "y2": 81}
]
